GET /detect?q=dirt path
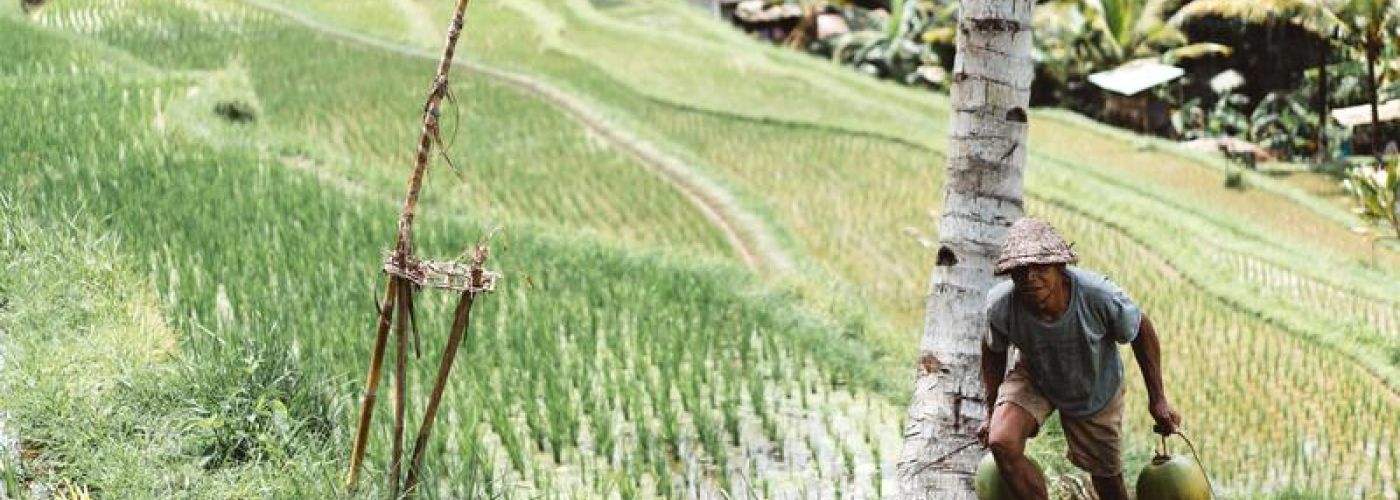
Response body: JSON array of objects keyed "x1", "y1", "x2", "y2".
[{"x1": 241, "y1": 0, "x2": 793, "y2": 274}]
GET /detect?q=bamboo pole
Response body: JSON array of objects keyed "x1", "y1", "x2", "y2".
[
  {"x1": 395, "y1": 0, "x2": 474, "y2": 250},
  {"x1": 344, "y1": 0, "x2": 474, "y2": 490},
  {"x1": 389, "y1": 284, "x2": 412, "y2": 497},
  {"x1": 402, "y1": 248, "x2": 487, "y2": 495},
  {"x1": 345, "y1": 278, "x2": 397, "y2": 490}
]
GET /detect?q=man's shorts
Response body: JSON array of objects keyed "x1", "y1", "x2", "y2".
[{"x1": 995, "y1": 362, "x2": 1126, "y2": 477}]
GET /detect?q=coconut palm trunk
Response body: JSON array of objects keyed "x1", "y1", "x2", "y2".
[{"x1": 896, "y1": 0, "x2": 1035, "y2": 498}]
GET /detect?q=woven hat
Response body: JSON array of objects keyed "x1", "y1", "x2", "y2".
[{"x1": 994, "y1": 218, "x2": 1078, "y2": 275}]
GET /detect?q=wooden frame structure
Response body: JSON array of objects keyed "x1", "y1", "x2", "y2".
[{"x1": 343, "y1": 0, "x2": 499, "y2": 496}]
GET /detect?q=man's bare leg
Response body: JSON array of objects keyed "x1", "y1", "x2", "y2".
[
  {"x1": 987, "y1": 403, "x2": 1048, "y2": 500},
  {"x1": 1092, "y1": 474, "x2": 1129, "y2": 500}
]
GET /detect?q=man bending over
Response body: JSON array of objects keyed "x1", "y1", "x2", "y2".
[{"x1": 977, "y1": 218, "x2": 1181, "y2": 500}]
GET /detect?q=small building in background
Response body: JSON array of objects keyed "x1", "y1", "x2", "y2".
[
  {"x1": 1331, "y1": 100, "x2": 1400, "y2": 158},
  {"x1": 1087, "y1": 59, "x2": 1184, "y2": 136}
]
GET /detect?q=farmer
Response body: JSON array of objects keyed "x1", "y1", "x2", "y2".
[{"x1": 976, "y1": 218, "x2": 1181, "y2": 500}]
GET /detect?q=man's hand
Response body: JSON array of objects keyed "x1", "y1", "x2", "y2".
[
  {"x1": 1132, "y1": 316, "x2": 1179, "y2": 435},
  {"x1": 977, "y1": 419, "x2": 991, "y2": 447},
  {"x1": 1149, "y1": 399, "x2": 1181, "y2": 435}
]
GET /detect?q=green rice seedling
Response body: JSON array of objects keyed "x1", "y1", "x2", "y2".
[
  {"x1": 723, "y1": 378, "x2": 742, "y2": 447},
  {"x1": 657, "y1": 384, "x2": 681, "y2": 460},
  {"x1": 543, "y1": 377, "x2": 570, "y2": 464},
  {"x1": 748, "y1": 372, "x2": 775, "y2": 444},
  {"x1": 651, "y1": 448, "x2": 673, "y2": 498},
  {"x1": 587, "y1": 396, "x2": 614, "y2": 465},
  {"x1": 841, "y1": 441, "x2": 856, "y2": 479},
  {"x1": 482, "y1": 382, "x2": 527, "y2": 476},
  {"x1": 694, "y1": 405, "x2": 727, "y2": 489},
  {"x1": 873, "y1": 453, "x2": 884, "y2": 498},
  {"x1": 615, "y1": 466, "x2": 640, "y2": 500}
]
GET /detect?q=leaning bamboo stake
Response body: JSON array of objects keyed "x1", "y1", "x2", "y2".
[
  {"x1": 403, "y1": 246, "x2": 490, "y2": 495},
  {"x1": 346, "y1": 279, "x2": 398, "y2": 490},
  {"x1": 345, "y1": 0, "x2": 475, "y2": 490},
  {"x1": 389, "y1": 284, "x2": 412, "y2": 497}
]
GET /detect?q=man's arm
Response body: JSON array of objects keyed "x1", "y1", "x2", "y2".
[
  {"x1": 977, "y1": 337, "x2": 1008, "y2": 446},
  {"x1": 1130, "y1": 314, "x2": 1181, "y2": 434},
  {"x1": 981, "y1": 340, "x2": 1008, "y2": 414}
]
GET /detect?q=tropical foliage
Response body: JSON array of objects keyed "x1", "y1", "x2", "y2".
[
  {"x1": 1176, "y1": 0, "x2": 1397, "y2": 157},
  {"x1": 1036, "y1": 0, "x2": 1226, "y2": 78},
  {"x1": 812, "y1": 0, "x2": 957, "y2": 86},
  {"x1": 764, "y1": 0, "x2": 1400, "y2": 163},
  {"x1": 1334, "y1": 0, "x2": 1400, "y2": 154},
  {"x1": 1174, "y1": 90, "x2": 1329, "y2": 159},
  {"x1": 1171, "y1": 0, "x2": 1343, "y2": 36},
  {"x1": 1344, "y1": 159, "x2": 1400, "y2": 240}
]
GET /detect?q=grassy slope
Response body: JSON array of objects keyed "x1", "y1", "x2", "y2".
[
  {"x1": 4, "y1": 0, "x2": 1400, "y2": 496},
  {"x1": 24, "y1": 0, "x2": 735, "y2": 261},
  {"x1": 2, "y1": 4, "x2": 900, "y2": 498},
  {"x1": 374, "y1": 0, "x2": 1400, "y2": 371},
  {"x1": 270, "y1": 0, "x2": 1400, "y2": 495},
  {"x1": 389, "y1": 0, "x2": 1400, "y2": 399}
]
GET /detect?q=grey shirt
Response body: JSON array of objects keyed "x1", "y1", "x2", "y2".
[{"x1": 984, "y1": 267, "x2": 1142, "y2": 417}]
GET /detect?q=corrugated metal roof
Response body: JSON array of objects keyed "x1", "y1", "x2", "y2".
[
  {"x1": 1088, "y1": 59, "x2": 1184, "y2": 96},
  {"x1": 1332, "y1": 100, "x2": 1400, "y2": 127}
]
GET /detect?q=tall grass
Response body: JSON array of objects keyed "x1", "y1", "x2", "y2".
[{"x1": 0, "y1": 201, "x2": 342, "y2": 498}]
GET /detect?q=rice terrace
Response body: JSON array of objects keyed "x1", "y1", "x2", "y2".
[{"x1": 1, "y1": 0, "x2": 1398, "y2": 498}]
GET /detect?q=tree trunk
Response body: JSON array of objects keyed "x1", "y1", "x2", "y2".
[
  {"x1": 1316, "y1": 38, "x2": 1329, "y2": 163},
  {"x1": 1366, "y1": 43, "x2": 1382, "y2": 162},
  {"x1": 896, "y1": 0, "x2": 1035, "y2": 498}
]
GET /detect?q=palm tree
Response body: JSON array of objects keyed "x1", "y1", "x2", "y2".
[
  {"x1": 1170, "y1": 0, "x2": 1343, "y2": 161},
  {"x1": 897, "y1": 0, "x2": 1035, "y2": 497},
  {"x1": 1082, "y1": 0, "x2": 1187, "y2": 64},
  {"x1": 1334, "y1": 0, "x2": 1399, "y2": 160},
  {"x1": 1038, "y1": 0, "x2": 1229, "y2": 80}
]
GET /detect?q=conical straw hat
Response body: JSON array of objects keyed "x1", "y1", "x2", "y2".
[{"x1": 994, "y1": 218, "x2": 1078, "y2": 275}]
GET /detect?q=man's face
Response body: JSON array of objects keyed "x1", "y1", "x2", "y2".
[{"x1": 1010, "y1": 264, "x2": 1064, "y2": 312}]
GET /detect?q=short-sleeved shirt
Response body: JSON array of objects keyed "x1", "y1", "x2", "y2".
[{"x1": 984, "y1": 267, "x2": 1142, "y2": 418}]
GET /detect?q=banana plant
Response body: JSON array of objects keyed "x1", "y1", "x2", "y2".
[
  {"x1": 1211, "y1": 92, "x2": 1253, "y2": 137},
  {"x1": 1334, "y1": 0, "x2": 1400, "y2": 160},
  {"x1": 1171, "y1": 0, "x2": 1352, "y2": 162},
  {"x1": 824, "y1": 0, "x2": 956, "y2": 85},
  {"x1": 1035, "y1": 0, "x2": 1231, "y2": 84},
  {"x1": 1343, "y1": 159, "x2": 1400, "y2": 243},
  {"x1": 1250, "y1": 91, "x2": 1318, "y2": 157},
  {"x1": 1175, "y1": 89, "x2": 1339, "y2": 161}
]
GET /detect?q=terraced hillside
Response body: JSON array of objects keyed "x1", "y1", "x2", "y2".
[{"x1": 2, "y1": 0, "x2": 1398, "y2": 498}]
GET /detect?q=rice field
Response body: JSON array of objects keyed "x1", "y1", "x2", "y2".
[
  {"x1": 3, "y1": 0, "x2": 1399, "y2": 497},
  {"x1": 2, "y1": 2, "x2": 903, "y2": 498},
  {"x1": 1039, "y1": 200, "x2": 1400, "y2": 498},
  {"x1": 461, "y1": 0, "x2": 1399, "y2": 270},
  {"x1": 399, "y1": 0, "x2": 1400, "y2": 334},
  {"x1": 19, "y1": 0, "x2": 736, "y2": 262}
]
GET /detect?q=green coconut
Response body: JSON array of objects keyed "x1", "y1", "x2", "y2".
[
  {"x1": 1135, "y1": 453, "x2": 1212, "y2": 500},
  {"x1": 974, "y1": 452, "x2": 1046, "y2": 500}
]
